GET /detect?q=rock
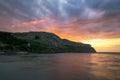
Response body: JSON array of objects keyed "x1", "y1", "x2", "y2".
[{"x1": 0, "y1": 31, "x2": 96, "y2": 53}]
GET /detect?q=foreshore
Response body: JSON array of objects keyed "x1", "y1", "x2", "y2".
[
  {"x1": 0, "y1": 51, "x2": 95, "y2": 55},
  {"x1": 0, "y1": 51, "x2": 29, "y2": 55}
]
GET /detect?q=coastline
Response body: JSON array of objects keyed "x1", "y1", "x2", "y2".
[{"x1": 0, "y1": 51, "x2": 96, "y2": 55}]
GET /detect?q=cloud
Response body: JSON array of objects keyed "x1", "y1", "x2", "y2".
[
  {"x1": 0, "y1": 0, "x2": 120, "y2": 41},
  {"x1": 7, "y1": 15, "x2": 119, "y2": 42},
  {"x1": 0, "y1": 0, "x2": 120, "y2": 20}
]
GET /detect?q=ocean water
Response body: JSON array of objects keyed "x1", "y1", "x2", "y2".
[{"x1": 0, "y1": 53, "x2": 120, "y2": 80}]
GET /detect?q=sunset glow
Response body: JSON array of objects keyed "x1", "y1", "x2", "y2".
[
  {"x1": 82, "y1": 38, "x2": 120, "y2": 52},
  {"x1": 0, "y1": 0, "x2": 120, "y2": 52}
]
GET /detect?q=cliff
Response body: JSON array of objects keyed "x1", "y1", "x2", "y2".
[{"x1": 0, "y1": 31, "x2": 96, "y2": 54}]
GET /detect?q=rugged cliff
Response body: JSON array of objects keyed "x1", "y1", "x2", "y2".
[{"x1": 0, "y1": 31, "x2": 96, "y2": 54}]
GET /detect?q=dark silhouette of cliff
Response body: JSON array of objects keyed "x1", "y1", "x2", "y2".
[{"x1": 0, "y1": 31, "x2": 96, "y2": 54}]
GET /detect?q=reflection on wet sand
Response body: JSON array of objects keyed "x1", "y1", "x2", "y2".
[
  {"x1": 51, "y1": 54, "x2": 92, "y2": 80},
  {"x1": 90, "y1": 54, "x2": 120, "y2": 80}
]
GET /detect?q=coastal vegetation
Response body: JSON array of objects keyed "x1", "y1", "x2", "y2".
[{"x1": 0, "y1": 31, "x2": 96, "y2": 54}]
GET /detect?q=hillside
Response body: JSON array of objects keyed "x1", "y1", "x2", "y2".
[{"x1": 0, "y1": 31, "x2": 96, "y2": 54}]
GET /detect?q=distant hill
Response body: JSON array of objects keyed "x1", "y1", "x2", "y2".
[{"x1": 0, "y1": 31, "x2": 96, "y2": 54}]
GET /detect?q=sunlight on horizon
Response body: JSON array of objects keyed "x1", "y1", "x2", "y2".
[{"x1": 81, "y1": 38, "x2": 120, "y2": 52}]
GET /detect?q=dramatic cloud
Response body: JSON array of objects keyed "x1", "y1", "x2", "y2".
[{"x1": 0, "y1": 0, "x2": 120, "y2": 41}]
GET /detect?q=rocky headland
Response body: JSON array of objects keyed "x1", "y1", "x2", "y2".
[{"x1": 0, "y1": 31, "x2": 96, "y2": 55}]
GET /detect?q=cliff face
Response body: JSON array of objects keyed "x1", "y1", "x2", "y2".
[{"x1": 0, "y1": 31, "x2": 96, "y2": 53}]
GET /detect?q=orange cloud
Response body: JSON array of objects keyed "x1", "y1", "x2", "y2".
[
  {"x1": 22, "y1": 17, "x2": 55, "y2": 26},
  {"x1": 10, "y1": 15, "x2": 120, "y2": 40},
  {"x1": 9, "y1": 15, "x2": 120, "y2": 52}
]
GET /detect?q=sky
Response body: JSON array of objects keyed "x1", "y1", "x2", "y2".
[{"x1": 0, "y1": 0, "x2": 120, "y2": 52}]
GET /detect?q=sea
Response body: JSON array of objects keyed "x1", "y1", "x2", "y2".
[{"x1": 0, "y1": 53, "x2": 120, "y2": 80}]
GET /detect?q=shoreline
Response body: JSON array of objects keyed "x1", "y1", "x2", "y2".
[{"x1": 0, "y1": 51, "x2": 95, "y2": 55}]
